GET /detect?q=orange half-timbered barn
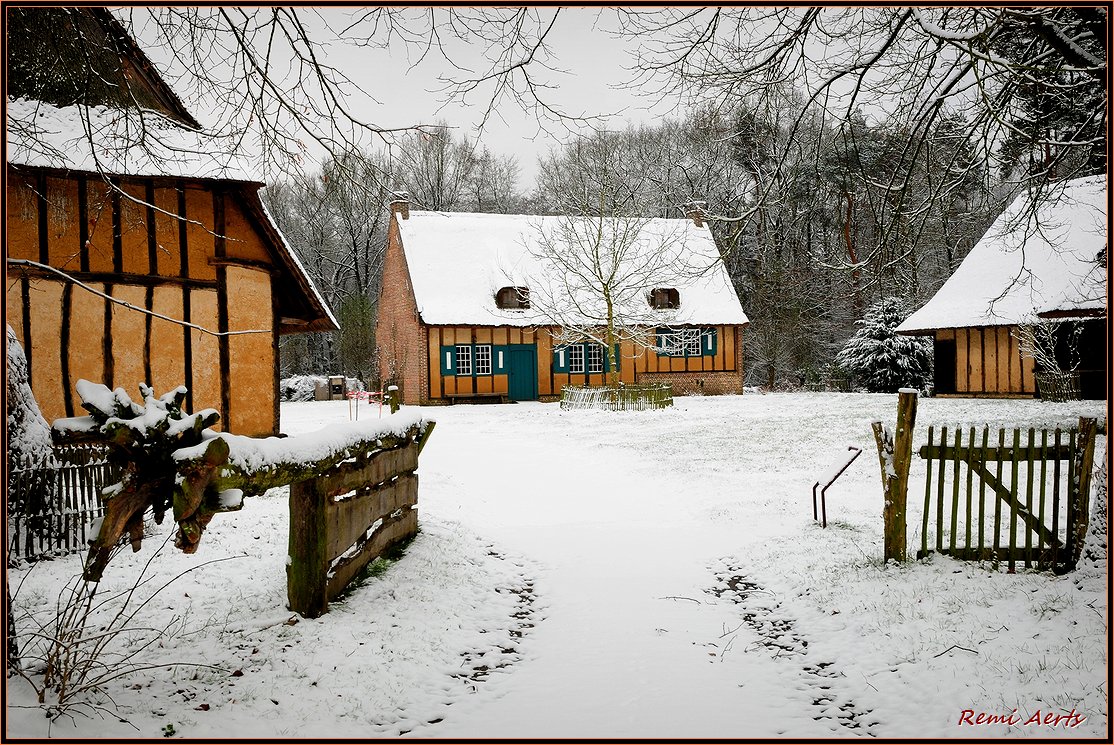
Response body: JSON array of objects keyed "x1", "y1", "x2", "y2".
[
  {"x1": 897, "y1": 177, "x2": 1107, "y2": 400},
  {"x1": 376, "y1": 199, "x2": 749, "y2": 405},
  {"x1": 5, "y1": 8, "x2": 337, "y2": 435}
]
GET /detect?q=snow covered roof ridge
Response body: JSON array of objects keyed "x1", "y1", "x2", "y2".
[
  {"x1": 395, "y1": 209, "x2": 750, "y2": 327},
  {"x1": 897, "y1": 176, "x2": 1108, "y2": 333}
]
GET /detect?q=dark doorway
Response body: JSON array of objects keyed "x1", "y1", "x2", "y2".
[
  {"x1": 933, "y1": 337, "x2": 957, "y2": 394},
  {"x1": 1058, "y1": 319, "x2": 1108, "y2": 400}
]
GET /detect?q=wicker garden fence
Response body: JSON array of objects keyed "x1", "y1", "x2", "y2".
[
  {"x1": 560, "y1": 383, "x2": 674, "y2": 411},
  {"x1": 8, "y1": 444, "x2": 119, "y2": 562}
]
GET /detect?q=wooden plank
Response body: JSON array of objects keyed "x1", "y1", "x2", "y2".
[
  {"x1": 983, "y1": 327, "x2": 999, "y2": 392},
  {"x1": 922, "y1": 425, "x2": 934, "y2": 557},
  {"x1": 977, "y1": 427, "x2": 988, "y2": 554},
  {"x1": 937, "y1": 328, "x2": 955, "y2": 341},
  {"x1": 992, "y1": 428, "x2": 1004, "y2": 554},
  {"x1": 721, "y1": 325, "x2": 733, "y2": 371},
  {"x1": 492, "y1": 327, "x2": 508, "y2": 345},
  {"x1": 476, "y1": 372, "x2": 493, "y2": 395},
  {"x1": 288, "y1": 479, "x2": 329, "y2": 618},
  {"x1": 326, "y1": 473, "x2": 418, "y2": 558},
  {"x1": 1024, "y1": 428, "x2": 1035, "y2": 567},
  {"x1": 1052, "y1": 428, "x2": 1062, "y2": 542},
  {"x1": 29, "y1": 279, "x2": 66, "y2": 424},
  {"x1": 936, "y1": 426, "x2": 947, "y2": 551},
  {"x1": 918, "y1": 444, "x2": 1074, "y2": 461},
  {"x1": 997, "y1": 327, "x2": 1011, "y2": 393},
  {"x1": 964, "y1": 426, "x2": 975, "y2": 550},
  {"x1": 494, "y1": 374, "x2": 509, "y2": 395},
  {"x1": 1007, "y1": 326, "x2": 1019, "y2": 392},
  {"x1": 1008, "y1": 428, "x2": 1020, "y2": 572},
  {"x1": 949, "y1": 428, "x2": 961, "y2": 553},
  {"x1": 326, "y1": 508, "x2": 418, "y2": 601},
  {"x1": 969, "y1": 328, "x2": 985, "y2": 393},
  {"x1": 508, "y1": 327, "x2": 521, "y2": 344},
  {"x1": 521, "y1": 328, "x2": 535, "y2": 344},
  {"x1": 475, "y1": 327, "x2": 492, "y2": 344},
  {"x1": 317, "y1": 445, "x2": 419, "y2": 498},
  {"x1": 120, "y1": 182, "x2": 150, "y2": 275},
  {"x1": 956, "y1": 329, "x2": 969, "y2": 392},
  {"x1": 1037, "y1": 429, "x2": 1048, "y2": 558}
]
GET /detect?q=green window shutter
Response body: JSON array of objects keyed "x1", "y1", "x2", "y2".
[
  {"x1": 440, "y1": 345, "x2": 456, "y2": 375},
  {"x1": 703, "y1": 328, "x2": 718, "y2": 356},
  {"x1": 656, "y1": 328, "x2": 669, "y2": 356},
  {"x1": 553, "y1": 345, "x2": 569, "y2": 373},
  {"x1": 494, "y1": 345, "x2": 507, "y2": 373}
]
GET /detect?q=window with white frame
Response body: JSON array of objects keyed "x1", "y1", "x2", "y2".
[
  {"x1": 455, "y1": 344, "x2": 472, "y2": 375},
  {"x1": 475, "y1": 344, "x2": 492, "y2": 375},
  {"x1": 587, "y1": 344, "x2": 604, "y2": 373},
  {"x1": 660, "y1": 328, "x2": 701, "y2": 357},
  {"x1": 568, "y1": 344, "x2": 585, "y2": 373}
]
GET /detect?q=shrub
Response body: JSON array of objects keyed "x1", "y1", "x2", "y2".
[{"x1": 836, "y1": 297, "x2": 932, "y2": 393}]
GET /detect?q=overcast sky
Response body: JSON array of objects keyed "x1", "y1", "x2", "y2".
[{"x1": 311, "y1": 7, "x2": 681, "y2": 187}]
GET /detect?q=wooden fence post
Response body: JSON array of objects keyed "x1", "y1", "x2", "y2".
[
  {"x1": 872, "y1": 389, "x2": 918, "y2": 562},
  {"x1": 287, "y1": 477, "x2": 329, "y2": 618},
  {"x1": 1065, "y1": 416, "x2": 1097, "y2": 571}
]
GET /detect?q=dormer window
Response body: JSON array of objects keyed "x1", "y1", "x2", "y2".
[
  {"x1": 496, "y1": 286, "x2": 530, "y2": 310},
  {"x1": 649, "y1": 287, "x2": 680, "y2": 309}
]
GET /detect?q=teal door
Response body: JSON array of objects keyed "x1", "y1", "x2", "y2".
[{"x1": 507, "y1": 347, "x2": 538, "y2": 401}]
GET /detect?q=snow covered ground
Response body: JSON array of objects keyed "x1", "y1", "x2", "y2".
[{"x1": 7, "y1": 392, "x2": 1108, "y2": 739}]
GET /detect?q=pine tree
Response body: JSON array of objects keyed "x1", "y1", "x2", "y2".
[{"x1": 836, "y1": 297, "x2": 932, "y2": 393}]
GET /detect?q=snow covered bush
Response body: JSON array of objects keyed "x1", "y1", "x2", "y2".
[
  {"x1": 280, "y1": 374, "x2": 366, "y2": 401},
  {"x1": 836, "y1": 297, "x2": 932, "y2": 393}
]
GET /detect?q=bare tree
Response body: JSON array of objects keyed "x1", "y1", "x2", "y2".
[{"x1": 523, "y1": 194, "x2": 698, "y2": 387}]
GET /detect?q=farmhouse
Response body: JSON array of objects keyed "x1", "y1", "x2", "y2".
[
  {"x1": 376, "y1": 199, "x2": 749, "y2": 404},
  {"x1": 5, "y1": 8, "x2": 337, "y2": 436},
  {"x1": 896, "y1": 176, "x2": 1107, "y2": 399}
]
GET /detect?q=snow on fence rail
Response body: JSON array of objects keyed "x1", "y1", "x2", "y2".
[
  {"x1": 559, "y1": 384, "x2": 674, "y2": 411},
  {"x1": 8, "y1": 444, "x2": 118, "y2": 561}
]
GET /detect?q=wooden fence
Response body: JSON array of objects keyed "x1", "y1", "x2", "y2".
[
  {"x1": 560, "y1": 383, "x2": 673, "y2": 411},
  {"x1": 8, "y1": 445, "x2": 118, "y2": 561},
  {"x1": 287, "y1": 423, "x2": 434, "y2": 617},
  {"x1": 917, "y1": 418, "x2": 1097, "y2": 572}
]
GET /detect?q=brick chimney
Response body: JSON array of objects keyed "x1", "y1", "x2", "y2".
[
  {"x1": 389, "y1": 191, "x2": 410, "y2": 220},
  {"x1": 683, "y1": 200, "x2": 708, "y2": 228}
]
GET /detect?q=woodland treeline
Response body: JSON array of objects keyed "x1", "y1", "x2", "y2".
[{"x1": 267, "y1": 85, "x2": 1103, "y2": 389}]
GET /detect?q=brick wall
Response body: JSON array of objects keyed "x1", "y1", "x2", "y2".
[{"x1": 375, "y1": 210, "x2": 427, "y2": 405}]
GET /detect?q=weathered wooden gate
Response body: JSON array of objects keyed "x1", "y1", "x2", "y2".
[{"x1": 917, "y1": 418, "x2": 1098, "y2": 572}]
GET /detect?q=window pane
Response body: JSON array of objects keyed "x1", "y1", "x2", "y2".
[
  {"x1": 587, "y1": 344, "x2": 603, "y2": 373},
  {"x1": 475, "y1": 344, "x2": 492, "y2": 375},
  {"x1": 456, "y1": 344, "x2": 472, "y2": 376},
  {"x1": 569, "y1": 344, "x2": 584, "y2": 373},
  {"x1": 683, "y1": 329, "x2": 700, "y2": 356}
]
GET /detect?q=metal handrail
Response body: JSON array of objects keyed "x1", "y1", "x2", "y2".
[{"x1": 812, "y1": 445, "x2": 862, "y2": 528}]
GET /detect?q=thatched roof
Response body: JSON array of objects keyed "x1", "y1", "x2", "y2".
[{"x1": 7, "y1": 7, "x2": 199, "y2": 129}]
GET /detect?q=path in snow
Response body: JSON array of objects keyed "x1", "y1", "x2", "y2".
[{"x1": 410, "y1": 402, "x2": 860, "y2": 738}]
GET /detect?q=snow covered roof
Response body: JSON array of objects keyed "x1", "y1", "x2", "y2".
[
  {"x1": 6, "y1": 98, "x2": 260, "y2": 183},
  {"x1": 897, "y1": 177, "x2": 1108, "y2": 333},
  {"x1": 396, "y1": 210, "x2": 749, "y2": 327}
]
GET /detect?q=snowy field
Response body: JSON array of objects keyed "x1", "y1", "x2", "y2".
[{"x1": 7, "y1": 392, "x2": 1108, "y2": 739}]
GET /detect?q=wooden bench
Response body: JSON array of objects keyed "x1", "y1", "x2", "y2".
[{"x1": 445, "y1": 393, "x2": 508, "y2": 405}]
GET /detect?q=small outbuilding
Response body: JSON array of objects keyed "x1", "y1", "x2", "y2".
[{"x1": 896, "y1": 177, "x2": 1106, "y2": 399}]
